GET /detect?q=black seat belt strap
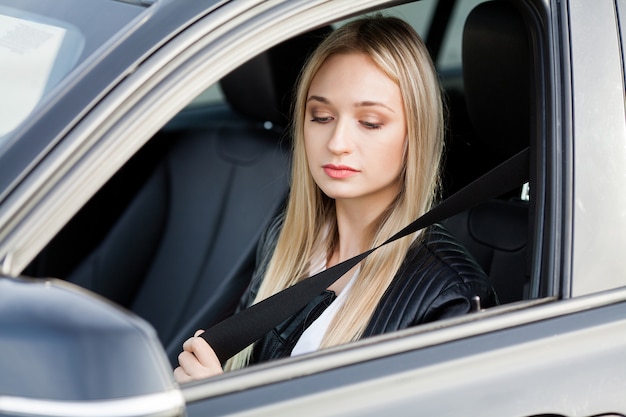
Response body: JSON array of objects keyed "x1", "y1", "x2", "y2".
[{"x1": 202, "y1": 147, "x2": 530, "y2": 361}]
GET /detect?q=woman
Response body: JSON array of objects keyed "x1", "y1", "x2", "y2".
[{"x1": 175, "y1": 15, "x2": 496, "y2": 383}]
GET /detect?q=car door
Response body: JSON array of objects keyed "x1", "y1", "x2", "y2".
[{"x1": 180, "y1": 0, "x2": 626, "y2": 415}]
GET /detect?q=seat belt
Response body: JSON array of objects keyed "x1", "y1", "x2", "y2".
[{"x1": 202, "y1": 147, "x2": 530, "y2": 361}]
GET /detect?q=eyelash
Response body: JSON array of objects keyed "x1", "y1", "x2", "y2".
[
  {"x1": 310, "y1": 117, "x2": 382, "y2": 130},
  {"x1": 361, "y1": 121, "x2": 382, "y2": 130},
  {"x1": 310, "y1": 116, "x2": 332, "y2": 124}
]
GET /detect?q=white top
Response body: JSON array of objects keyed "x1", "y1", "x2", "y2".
[{"x1": 291, "y1": 256, "x2": 359, "y2": 357}]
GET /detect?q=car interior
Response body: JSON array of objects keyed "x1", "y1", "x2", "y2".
[{"x1": 24, "y1": 0, "x2": 539, "y2": 366}]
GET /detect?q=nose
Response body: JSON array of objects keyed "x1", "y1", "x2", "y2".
[{"x1": 327, "y1": 118, "x2": 352, "y2": 155}]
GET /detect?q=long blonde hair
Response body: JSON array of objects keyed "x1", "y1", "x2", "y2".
[{"x1": 227, "y1": 15, "x2": 443, "y2": 370}]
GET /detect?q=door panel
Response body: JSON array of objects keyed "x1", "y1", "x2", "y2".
[{"x1": 185, "y1": 299, "x2": 626, "y2": 416}]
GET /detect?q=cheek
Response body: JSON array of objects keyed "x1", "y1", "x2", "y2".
[
  {"x1": 371, "y1": 127, "x2": 406, "y2": 174},
  {"x1": 303, "y1": 122, "x2": 331, "y2": 158}
]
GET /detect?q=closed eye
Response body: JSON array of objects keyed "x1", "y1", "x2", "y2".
[
  {"x1": 311, "y1": 116, "x2": 333, "y2": 123},
  {"x1": 360, "y1": 121, "x2": 382, "y2": 129}
]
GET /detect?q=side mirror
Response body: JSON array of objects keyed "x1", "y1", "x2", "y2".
[{"x1": 0, "y1": 276, "x2": 184, "y2": 417}]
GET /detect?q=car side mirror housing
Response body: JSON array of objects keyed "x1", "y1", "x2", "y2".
[{"x1": 0, "y1": 276, "x2": 184, "y2": 417}]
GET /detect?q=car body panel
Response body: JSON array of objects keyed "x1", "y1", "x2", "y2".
[{"x1": 569, "y1": 0, "x2": 626, "y2": 296}]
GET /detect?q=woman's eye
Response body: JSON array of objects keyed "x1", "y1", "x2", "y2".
[
  {"x1": 311, "y1": 116, "x2": 332, "y2": 123},
  {"x1": 361, "y1": 121, "x2": 382, "y2": 129}
]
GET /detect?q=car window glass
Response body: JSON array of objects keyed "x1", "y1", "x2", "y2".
[
  {"x1": 0, "y1": 0, "x2": 147, "y2": 155},
  {"x1": 0, "y1": 6, "x2": 84, "y2": 138},
  {"x1": 188, "y1": 83, "x2": 224, "y2": 107}
]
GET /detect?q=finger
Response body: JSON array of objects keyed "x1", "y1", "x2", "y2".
[
  {"x1": 182, "y1": 331, "x2": 206, "y2": 352},
  {"x1": 173, "y1": 366, "x2": 192, "y2": 384},
  {"x1": 182, "y1": 336, "x2": 196, "y2": 352},
  {"x1": 179, "y1": 340, "x2": 223, "y2": 374},
  {"x1": 177, "y1": 349, "x2": 223, "y2": 380},
  {"x1": 186, "y1": 337, "x2": 222, "y2": 370},
  {"x1": 178, "y1": 350, "x2": 203, "y2": 374}
]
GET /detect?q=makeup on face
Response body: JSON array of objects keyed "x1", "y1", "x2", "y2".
[{"x1": 303, "y1": 52, "x2": 407, "y2": 210}]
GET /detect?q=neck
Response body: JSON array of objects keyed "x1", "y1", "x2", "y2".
[
  {"x1": 332, "y1": 198, "x2": 388, "y2": 262},
  {"x1": 325, "y1": 199, "x2": 388, "y2": 293}
]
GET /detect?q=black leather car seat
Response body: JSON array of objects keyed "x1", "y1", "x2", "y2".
[
  {"x1": 65, "y1": 27, "x2": 331, "y2": 364},
  {"x1": 443, "y1": 0, "x2": 534, "y2": 303}
]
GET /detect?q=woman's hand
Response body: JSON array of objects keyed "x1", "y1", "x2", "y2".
[{"x1": 174, "y1": 330, "x2": 223, "y2": 383}]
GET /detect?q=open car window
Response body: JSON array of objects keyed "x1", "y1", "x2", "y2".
[{"x1": 22, "y1": 0, "x2": 547, "y2": 368}]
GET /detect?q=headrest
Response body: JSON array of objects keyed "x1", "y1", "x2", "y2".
[
  {"x1": 462, "y1": 1, "x2": 532, "y2": 160},
  {"x1": 220, "y1": 26, "x2": 332, "y2": 127}
]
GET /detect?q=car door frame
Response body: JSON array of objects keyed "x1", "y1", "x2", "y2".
[{"x1": 0, "y1": 0, "x2": 624, "y2": 414}]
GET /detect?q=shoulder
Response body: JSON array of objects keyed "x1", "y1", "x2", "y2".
[
  {"x1": 364, "y1": 224, "x2": 497, "y2": 335},
  {"x1": 409, "y1": 223, "x2": 491, "y2": 288}
]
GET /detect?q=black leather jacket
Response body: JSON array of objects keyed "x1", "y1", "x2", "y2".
[{"x1": 238, "y1": 215, "x2": 497, "y2": 364}]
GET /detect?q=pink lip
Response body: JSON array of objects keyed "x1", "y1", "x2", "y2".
[{"x1": 322, "y1": 164, "x2": 360, "y2": 179}]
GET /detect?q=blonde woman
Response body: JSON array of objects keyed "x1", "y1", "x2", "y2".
[{"x1": 175, "y1": 15, "x2": 496, "y2": 383}]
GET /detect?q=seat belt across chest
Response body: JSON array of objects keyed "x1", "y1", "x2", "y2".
[{"x1": 202, "y1": 147, "x2": 530, "y2": 361}]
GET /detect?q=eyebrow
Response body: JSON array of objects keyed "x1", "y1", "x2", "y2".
[
  {"x1": 306, "y1": 95, "x2": 395, "y2": 113},
  {"x1": 356, "y1": 100, "x2": 395, "y2": 113},
  {"x1": 307, "y1": 95, "x2": 330, "y2": 104}
]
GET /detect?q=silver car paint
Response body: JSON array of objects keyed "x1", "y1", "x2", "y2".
[{"x1": 570, "y1": 0, "x2": 626, "y2": 296}]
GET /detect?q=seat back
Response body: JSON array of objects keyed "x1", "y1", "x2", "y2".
[
  {"x1": 443, "y1": 0, "x2": 534, "y2": 303},
  {"x1": 66, "y1": 27, "x2": 330, "y2": 364}
]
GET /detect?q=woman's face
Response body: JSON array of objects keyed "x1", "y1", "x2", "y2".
[{"x1": 304, "y1": 52, "x2": 407, "y2": 211}]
